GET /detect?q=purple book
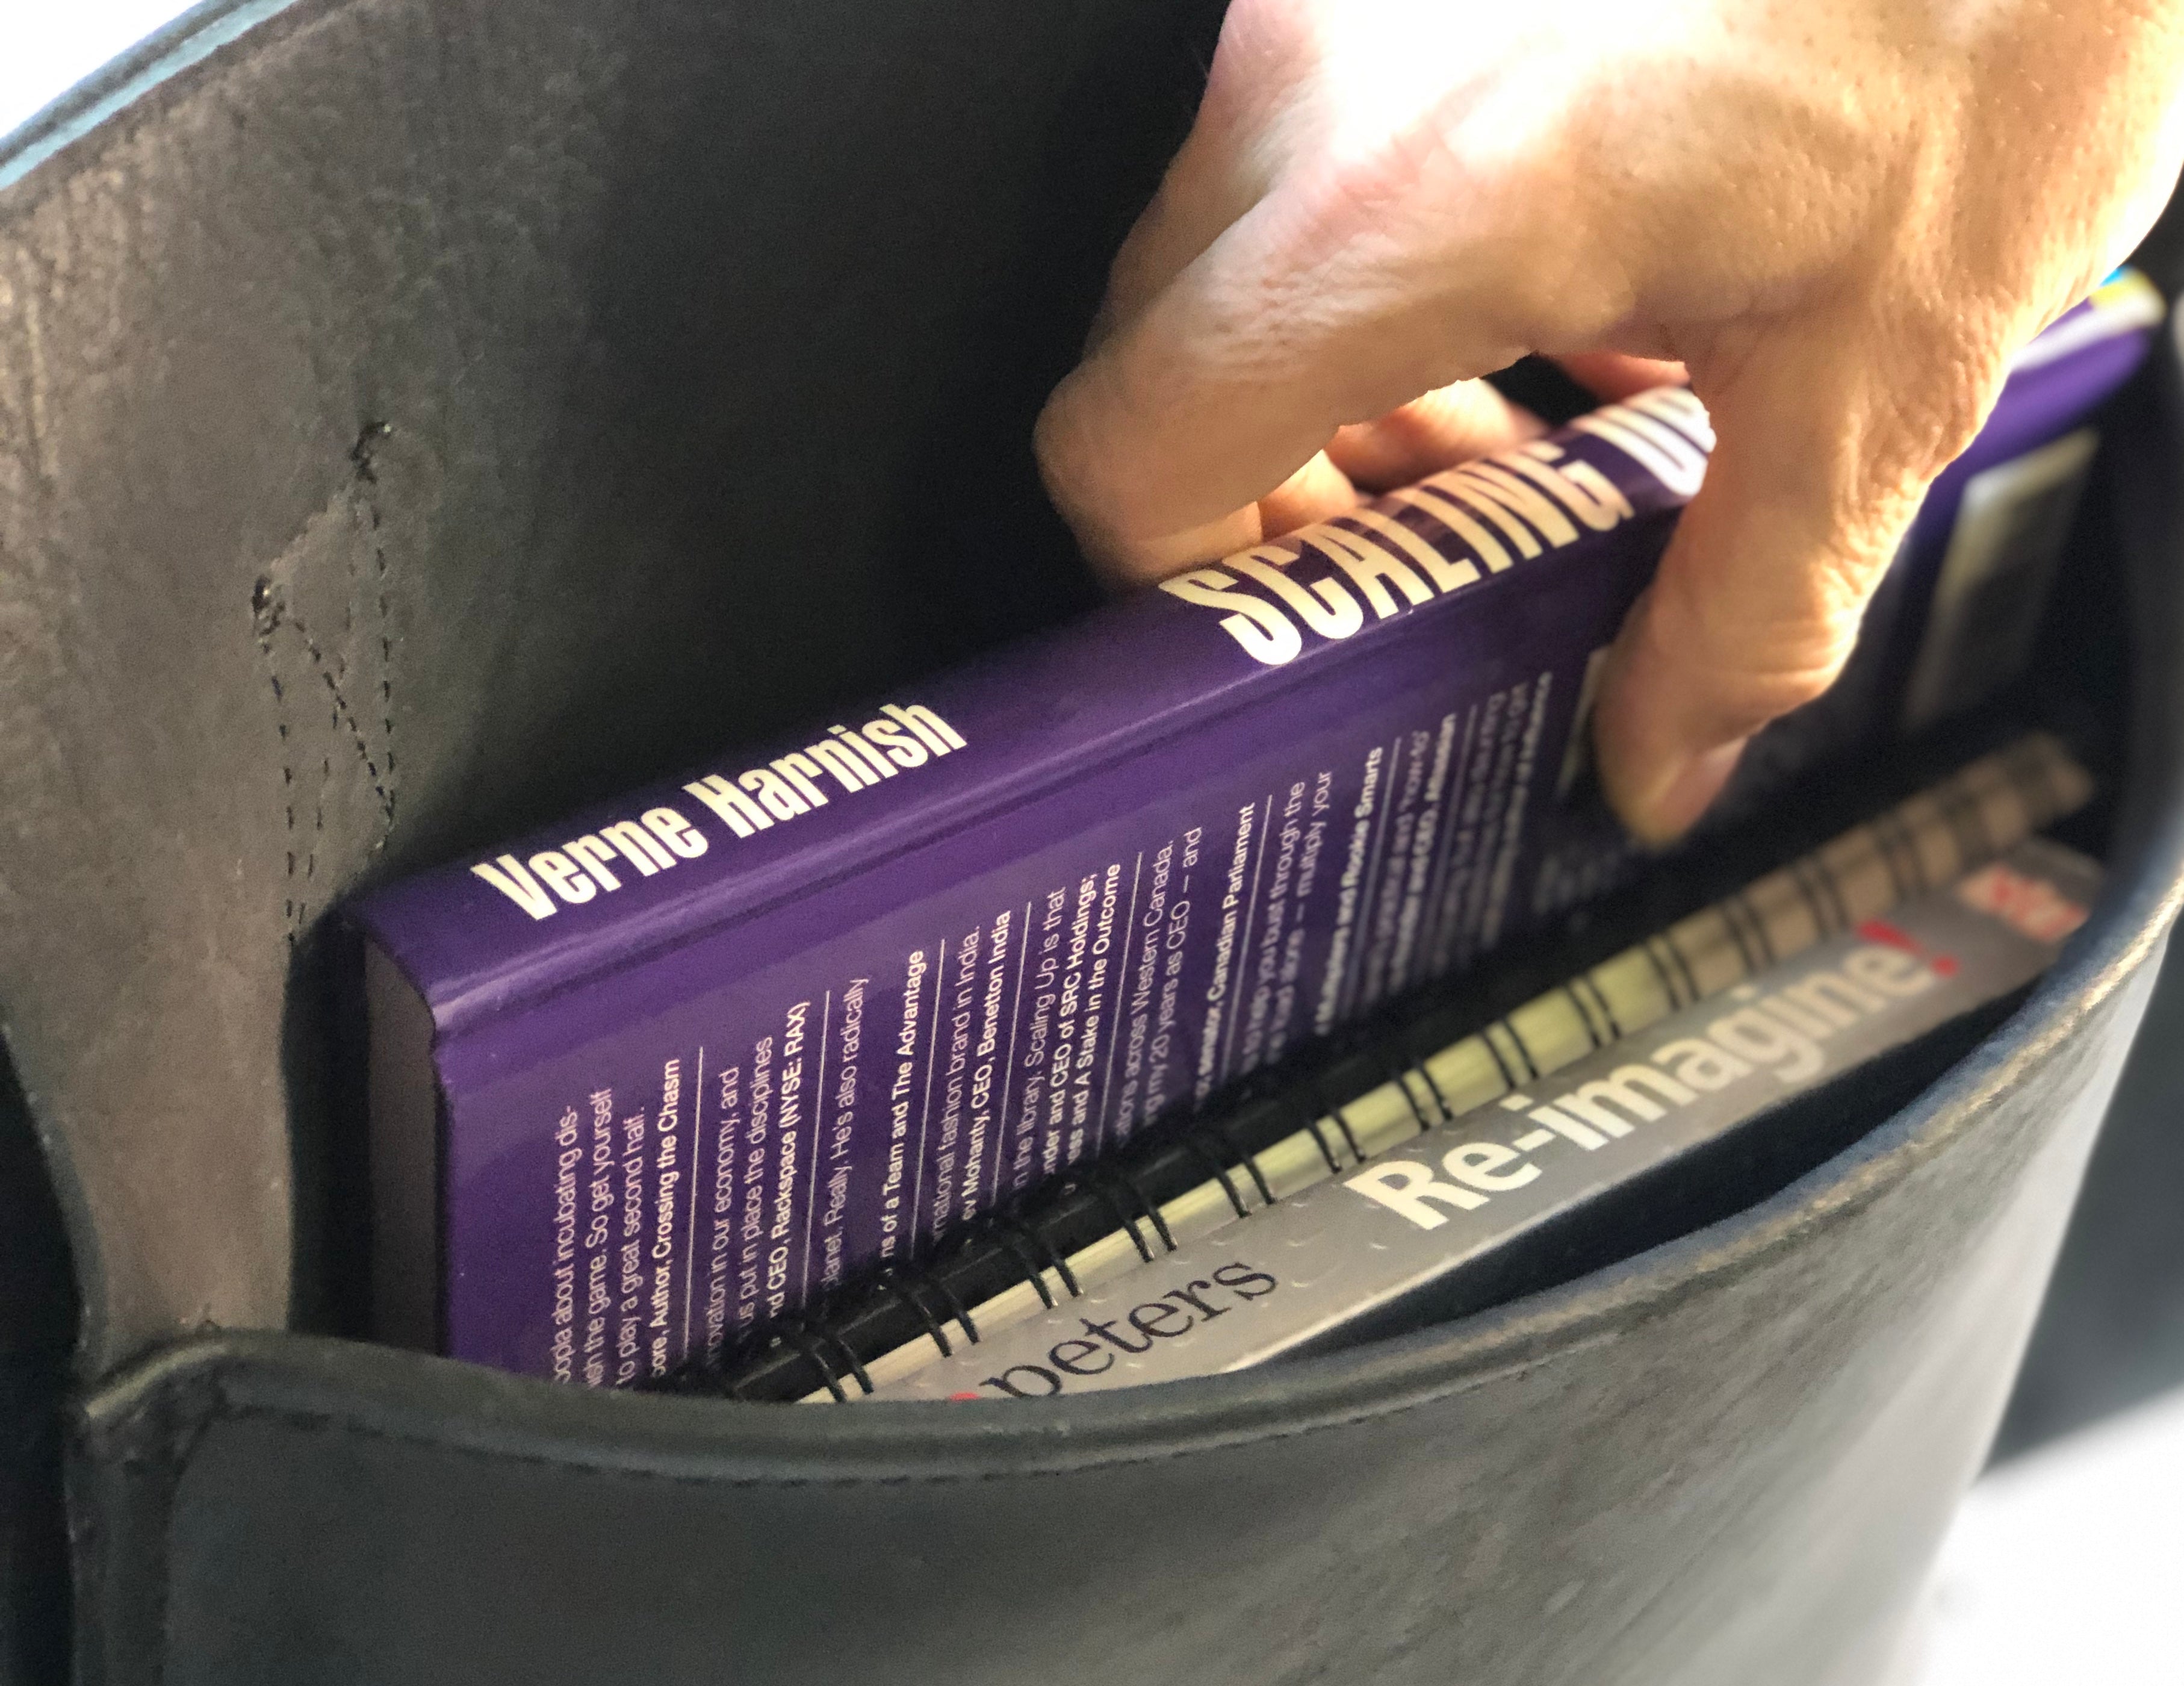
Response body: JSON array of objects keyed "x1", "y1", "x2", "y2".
[{"x1": 356, "y1": 277, "x2": 2158, "y2": 1385}]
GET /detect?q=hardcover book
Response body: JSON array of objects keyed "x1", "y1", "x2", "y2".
[{"x1": 356, "y1": 275, "x2": 2155, "y2": 1384}]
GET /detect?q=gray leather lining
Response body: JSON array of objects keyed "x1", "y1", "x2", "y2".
[{"x1": 0, "y1": 0, "x2": 1220, "y2": 1369}]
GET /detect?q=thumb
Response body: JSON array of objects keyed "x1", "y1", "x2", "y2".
[{"x1": 1590, "y1": 322, "x2": 2002, "y2": 844}]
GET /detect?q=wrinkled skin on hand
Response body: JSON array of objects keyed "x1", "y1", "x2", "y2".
[{"x1": 1036, "y1": 0, "x2": 2184, "y2": 842}]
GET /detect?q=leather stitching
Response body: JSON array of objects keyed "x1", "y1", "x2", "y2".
[
  {"x1": 250, "y1": 582, "x2": 302, "y2": 940},
  {"x1": 250, "y1": 436, "x2": 401, "y2": 938},
  {"x1": 353, "y1": 421, "x2": 397, "y2": 783},
  {"x1": 252, "y1": 592, "x2": 394, "y2": 933}
]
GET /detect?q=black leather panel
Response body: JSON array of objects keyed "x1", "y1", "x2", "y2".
[
  {"x1": 67, "y1": 960, "x2": 2154, "y2": 1686},
  {"x1": 0, "y1": 1050, "x2": 73, "y2": 1686}
]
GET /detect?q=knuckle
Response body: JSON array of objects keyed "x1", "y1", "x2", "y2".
[
  {"x1": 1864, "y1": 308, "x2": 2015, "y2": 488},
  {"x1": 1703, "y1": 653, "x2": 1848, "y2": 738},
  {"x1": 1032, "y1": 386, "x2": 1100, "y2": 510},
  {"x1": 1644, "y1": 564, "x2": 1866, "y2": 738},
  {"x1": 1383, "y1": 382, "x2": 1494, "y2": 447},
  {"x1": 1034, "y1": 373, "x2": 1155, "y2": 539}
]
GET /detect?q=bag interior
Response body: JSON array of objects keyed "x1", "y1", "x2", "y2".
[{"x1": 0, "y1": 0, "x2": 2152, "y2": 1403}]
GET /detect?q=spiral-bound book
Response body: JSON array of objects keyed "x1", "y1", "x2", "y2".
[
  {"x1": 356, "y1": 273, "x2": 2154, "y2": 1385},
  {"x1": 866, "y1": 835, "x2": 2097, "y2": 1401}
]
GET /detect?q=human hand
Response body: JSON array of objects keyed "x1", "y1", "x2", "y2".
[{"x1": 1035, "y1": 0, "x2": 2184, "y2": 841}]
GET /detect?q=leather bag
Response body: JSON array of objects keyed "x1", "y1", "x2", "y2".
[{"x1": 4, "y1": 2, "x2": 2179, "y2": 1681}]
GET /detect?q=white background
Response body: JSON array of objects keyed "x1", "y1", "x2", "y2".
[
  {"x1": 7, "y1": 7, "x2": 2183, "y2": 1682},
  {"x1": 1, "y1": 1, "x2": 206, "y2": 140},
  {"x1": 1916, "y1": 1389, "x2": 2184, "y2": 1684}
]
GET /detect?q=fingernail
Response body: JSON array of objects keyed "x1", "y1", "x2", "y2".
[{"x1": 1632, "y1": 738, "x2": 1748, "y2": 847}]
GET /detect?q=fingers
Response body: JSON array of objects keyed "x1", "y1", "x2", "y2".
[
  {"x1": 1093, "y1": 95, "x2": 1277, "y2": 355},
  {"x1": 1064, "y1": 376, "x2": 1540, "y2": 580},
  {"x1": 1073, "y1": 506, "x2": 1268, "y2": 589},
  {"x1": 1257, "y1": 450, "x2": 1361, "y2": 536},
  {"x1": 1041, "y1": 1, "x2": 1551, "y2": 583},
  {"x1": 1056, "y1": 15, "x2": 1336, "y2": 572},
  {"x1": 1590, "y1": 321, "x2": 1999, "y2": 843},
  {"x1": 1089, "y1": 3, "x2": 1327, "y2": 350},
  {"x1": 1037, "y1": 170, "x2": 1531, "y2": 579},
  {"x1": 1556, "y1": 352, "x2": 1690, "y2": 402},
  {"x1": 1324, "y1": 379, "x2": 1543, "y2": 490}
]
